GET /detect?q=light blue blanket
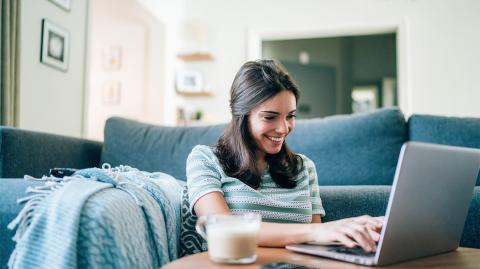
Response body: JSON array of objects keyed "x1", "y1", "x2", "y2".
[{"x1": 8, "y1": 165, "x2": 184, "y2": 269}]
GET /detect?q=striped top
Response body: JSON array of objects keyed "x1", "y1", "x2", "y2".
[{"x1": 186, "y1": 145, "x2": 325, "y2": 223}]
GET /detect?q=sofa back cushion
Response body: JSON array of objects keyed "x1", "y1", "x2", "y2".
[
  {"x1": 102, "y1": 108, "x2": 407, "y2": 185},
  {"x1": 287, "y1": 108, "x2": 407, "y2": 185},
  {"x1": 408, "y1": 114, "x2": 480, "y2": 185},
  {"x1": 101, "y1": 117, "x2": 225, "y2": 181}
]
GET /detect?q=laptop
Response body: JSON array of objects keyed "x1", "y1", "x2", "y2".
[{"x1": 286, "y1": 141, "x2": 480, "y2": 266}]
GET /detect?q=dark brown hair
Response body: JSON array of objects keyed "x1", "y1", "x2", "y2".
[{"x1": 215, "y1": 59, "x2": 303, "y2": 189}]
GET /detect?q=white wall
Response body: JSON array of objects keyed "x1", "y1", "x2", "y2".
[
  {"x1": 136, "y1": 0, "x2": 186, "y2": 125},
  {"x1": 18, "y1": 0, "x2": 89, "y2": 137},
  {"x1": 177, "y1": 0, "x2": 480, "y2": 122},
  {"x1": 16, "y1": 0, "x2": 480, "y2": 138},
  {"x1": 85, "y1": 0, "x2": 166, "y2": 141}
]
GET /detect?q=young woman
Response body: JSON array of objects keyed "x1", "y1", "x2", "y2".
[{"x1": 186, "y1": 60, "x2": 383, "y2": 252}]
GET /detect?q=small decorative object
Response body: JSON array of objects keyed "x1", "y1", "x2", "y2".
[
  {"x1": 102, "y1": 81, "x2": 121, "y2": 105},
  {"x1": 176, "y1": 70, "x2": 204, "y2": 92},
  {"x1": 40, "y1": 19, "x2": 70, "y2": 72},
  {"x1": 48, "y1": 0, "x2": 71, "y2": 11},
  {"x1": 351, "y1": 85, "x2": 378, "y2": 113},
  {"x1": 102, "y1": 46, "x2": 122, "y2": 70},
  {"x1": 298, "y1": 51, "x2": 310, "y2": 65},
  {"x1": 194, "y1": 110, "x2": 203, "y2": 121}
]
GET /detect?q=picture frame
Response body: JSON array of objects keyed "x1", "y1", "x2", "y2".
[
  {"x1": 48, "y1": 0, "x2": 71, "y2": 11},
  {"x1": 102, "y1": 46, "x2": 122, "y2": 71},
  {"x1": 175, "y1": 70, "x2": 204, "y2": 92},
  {"x1": 351, "y1": 85, "x2": 378, "y2": 113},
  {"x1": 102, "y1": 81, "x2": 122, "y2": 105},
  {"x1": 40, "y1": 19, "x2": 70, "y2": 72}
]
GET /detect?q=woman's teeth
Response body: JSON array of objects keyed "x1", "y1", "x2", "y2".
[{"x1": 267, "y1": 136, "x2": 282, "y2": 142}]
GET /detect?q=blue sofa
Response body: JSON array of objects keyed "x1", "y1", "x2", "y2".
[{"x1": 1, "y1": 108, "x2": 479, "y2": 268}]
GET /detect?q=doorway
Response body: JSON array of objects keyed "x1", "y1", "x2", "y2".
[{"x1": 262, "y1": 33, "x2": 397, "y2": 118}]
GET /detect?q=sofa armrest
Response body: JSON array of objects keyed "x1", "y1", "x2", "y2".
[
  {"x1": 0, "y1": 178, "x2": 44, "y2": 268},
  {"x1": 319, "y1": 186, "x2": 480, "y2": 248},
  {"x1": 0, "y1": 127, "x2": 102, "y2": 178}
]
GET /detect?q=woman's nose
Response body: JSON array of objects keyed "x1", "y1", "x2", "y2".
[{"x1": 275, "y1": 119, "x2": 289, "y2": 134}]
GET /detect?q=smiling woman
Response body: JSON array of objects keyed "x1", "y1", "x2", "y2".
[
  {"x1": 186, "y1": 60, "x2": 384, "y2": 252},
  {"x1": 214, "y1": 60, "x2": 302, "y2": 190},
  {"x1": 248, "y1": 90, "x2": 297, "y2": 161}
]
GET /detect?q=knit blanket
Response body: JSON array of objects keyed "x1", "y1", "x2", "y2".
[{"x1": 7, "y1": 164, "x2": 184, "y2": 269}]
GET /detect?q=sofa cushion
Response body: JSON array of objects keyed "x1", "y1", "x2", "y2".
[
  {"x1": 103, "y1": 108, "x2": 407, "y2": 185},
  {"x1": 319, "y1": 185, "x2": 391, "y2": 221},
  {"x1": 101, "y1": 117, "x2": 225, "y2": 181},
  {"x1": 0, "y1": 179, "x2": 44, "y2": 268},
  {"x1": 287, "y1": 108, "x2": 407, "y2": 185},
  {"x1": 408, "y1": 114, "x2": 480, "y2": 185},
  {"x1": 0, "y1": 127, "x2": 102, "y2": 178}
]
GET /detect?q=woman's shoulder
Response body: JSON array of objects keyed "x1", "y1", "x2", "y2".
[
  {"x1": 187, "y1": 145, "x2": 224, "y2": 177},
  {"x1": 189, "y1": 145, "x2": 217, "y2": 160},
  {"x1": 295, "y1": 153, "x2": 315, "y2": 170},
  {"x1": 191, "y1": 144, "x2": 214, "y2": 153}
]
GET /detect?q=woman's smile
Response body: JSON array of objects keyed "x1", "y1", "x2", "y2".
[
  {"x1": 265, "y1": 135, "x2": 283, "y2": 143},
  {"x1": 248, "y1": 90, "x2": 296, "y2": 156}
]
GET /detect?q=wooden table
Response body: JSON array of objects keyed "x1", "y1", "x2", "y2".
[{"x1": 163, "y1": 247, "x2": 480, "y2": 269}]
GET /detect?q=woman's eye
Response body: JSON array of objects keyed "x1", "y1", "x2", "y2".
[
  {"x1": 287, "y1": 114, "x2": 297, "y2": 119},
  {"x1": 263, "y1": 116, "x2": 275, "y2": 120}
]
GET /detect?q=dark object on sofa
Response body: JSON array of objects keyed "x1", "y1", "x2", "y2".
[{"x1": 1, "y1": 108, "x2": 479, "y2": 268}]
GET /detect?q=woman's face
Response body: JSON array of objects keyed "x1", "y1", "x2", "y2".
[{"x1": 248, "y1": 90, "x2": 296, "y2": 158}]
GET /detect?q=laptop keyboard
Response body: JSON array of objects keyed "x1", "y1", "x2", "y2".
[{"x1": 328, "y1": 246, "x2": 376, "y2": 257}]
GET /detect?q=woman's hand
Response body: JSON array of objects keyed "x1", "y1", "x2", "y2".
[{"x1": 307, "y1": 215, "x2": 384, "y2": 252}]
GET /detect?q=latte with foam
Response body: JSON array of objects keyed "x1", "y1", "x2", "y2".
[{"x1": 196, "y1": 213, "x2": 261, "y2": 264}]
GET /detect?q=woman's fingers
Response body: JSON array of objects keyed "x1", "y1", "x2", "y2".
[
  {"x1": 334, "y1": 233, "x2": 358, "y2": 248},
  {"x1": 310, "y1": 217, "x2": 384, "y2": 251},
  {"x1": 353, "y1": 215, "x2": 383, "y2": 229},
  {"x1": 365, "y1": 222, "x2": 382, "y2": 238},
  {"x1": 342, "y1": 227, "x2": 373, "y2": 252},
  {"x1": 367, "y1": 227, "x2": 381, "y2": 242},
  {"x1": 341, "y1": 222, "x2": 376, "y2": 252},
  {"x1": 373, "y1": 216, "x2": 384, "y2": 228}
]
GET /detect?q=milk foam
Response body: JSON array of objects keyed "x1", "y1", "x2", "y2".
[{"x1": 207, "y1": 223, "x2": 259, "y2": 259}]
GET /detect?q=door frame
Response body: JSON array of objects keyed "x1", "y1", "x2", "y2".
[{"x1": 247, "y1": 20, "x2": 411, "y2": 116}]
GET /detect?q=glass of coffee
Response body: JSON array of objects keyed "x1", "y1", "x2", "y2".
[{"x1": 195, "y1": 213, "x2": 261, "y2": 264}]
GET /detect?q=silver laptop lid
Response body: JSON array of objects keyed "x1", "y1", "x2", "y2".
[{"x1": 375, "y1": 142, "x2": 480, "y2": 266}]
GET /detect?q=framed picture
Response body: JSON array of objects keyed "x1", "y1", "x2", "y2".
[
  {"x1": 102, "y1": 46, "x2": 122, "y2": 70},
  {"x1": 351, "y1": 85, "x2": 378, "y2": 113},
  {"x1": 40, "y1": 19, "x2": 70, "y2": 72},
  {"x1": 102, "y1": 81, "x2": 122, "y2": 105},
  {"x1": 176, "y1": 70, "x2": 204, "y2": 92},
  {"x1": 48, "y1": 0, "x2": 71, "y2": 11}
]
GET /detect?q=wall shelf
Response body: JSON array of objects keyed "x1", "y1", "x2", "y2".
[
  {"x1": 176, "y1": 53, "x2": 214, "y2": 62},
  {"x1": 176, "y1": 90, "x2": 213, "y2": 97}
]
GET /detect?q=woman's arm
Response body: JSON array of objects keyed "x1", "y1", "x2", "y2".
[
  {"x1": 312, "y1": 214, "x2": 322, "y2": 223},
  {"x1": 193, "y1": 192, "x2": 312, "y2": 247},
  {"x1": 193, "y1": 192, "x2": 383, "y2": 251}
]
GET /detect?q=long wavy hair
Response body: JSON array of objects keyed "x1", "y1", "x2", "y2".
[{"x1": 214, "y1": 59, "x2": 303, "y2": 189}]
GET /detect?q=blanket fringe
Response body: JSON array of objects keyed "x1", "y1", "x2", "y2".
[
  {"x1": 7, "y1": 166, "x2": 139, "y2": 245},
  {"x1": 7, "y1": 175, "x2": 64, "y2": 268},
  {"x1": 7, "y1": 164, "x2": 164, "y2": 268}
]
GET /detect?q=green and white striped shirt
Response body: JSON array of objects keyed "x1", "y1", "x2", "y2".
[{"x1": 186, "y1": 145, "x2": 325, "y2": 223}]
